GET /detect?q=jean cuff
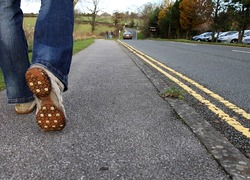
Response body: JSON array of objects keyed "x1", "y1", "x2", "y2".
[{"x1": 8, "y1": 95, "x2": 35, "y2": 104}]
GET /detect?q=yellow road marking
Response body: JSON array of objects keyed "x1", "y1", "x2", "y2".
[
  {"x1": 119, "y1": 41, "x2": 250, "y2": 138},
  {"x1": 120, "y1": 41, "x2": 250, "y2": 120},
  {"x1": 144, "y1": 54, "x2": 250, "y2": 120}
]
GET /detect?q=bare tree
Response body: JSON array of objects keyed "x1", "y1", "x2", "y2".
[
  {"x1": 87, "y1": 0, "x2": 101, "y2": 33},
  {"x1": 73, "y1": 0, "x2": 101, "y2": 33}
]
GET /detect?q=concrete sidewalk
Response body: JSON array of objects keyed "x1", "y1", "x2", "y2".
[{"x1": 0, "y1": 39, "x2": 229, "y2": 179}]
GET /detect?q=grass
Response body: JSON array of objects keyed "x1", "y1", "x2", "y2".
[
  {"x1": 157, "y1": 38, "x2": 250, "y2": 48},
  {"x1": 0, "y1": 70, "x2": 4, "y2": 91},
  {"x1": 0, "y1": 39, "x2": 94, "y2": 91},
  {"x1": 23, "y1": 17, "x2": 117, "y2": 41},
  {"x1": 76, "y1": 15, "x2": 114, "y2": 24},
  {"x1": 160, "y1": 86, "x2": 185, "y2": 100},
  {"x1": 23, "y1": 17, "x2": 37, "y2": 27},
  {"x1": 73, "y1": 38, "x2": 94, "y2": 54}
]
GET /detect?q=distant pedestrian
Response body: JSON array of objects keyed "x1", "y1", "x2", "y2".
[
  {"x1": 110, "y1": 31, "x2": 113, "y2": 39},
  {"x1": 106, "y1": 31, "x2": 109, "y2": 39},
  {"x1": 0, "y1": 0, "x2": 74, "y2": 131}
]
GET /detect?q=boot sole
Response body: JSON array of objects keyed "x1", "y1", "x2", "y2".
[{"x1": 25, "y1": 67, "x2": 65, "y2": 131}]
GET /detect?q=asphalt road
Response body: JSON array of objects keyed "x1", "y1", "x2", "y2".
[
  {"x1": 0, "y1": 40, "x2": 231, "y2": 179},
  {"x1": 121, "y1": 40, "x2": 250, "y2": 112}
]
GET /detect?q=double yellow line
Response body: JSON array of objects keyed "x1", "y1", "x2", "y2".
[{"x1": 119, "y1": 40, "x2": 250, "y2": 139}]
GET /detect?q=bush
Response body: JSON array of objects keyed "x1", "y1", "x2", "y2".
[{"x1": 137, "y1": 32, "x2": 145, "y2": 39}]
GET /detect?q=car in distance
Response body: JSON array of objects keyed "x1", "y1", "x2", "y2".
[
  {"x1": 216, "y1": 31, "x2": 238, "y2": 42},
  {"x1": 191, "y1": 32, "x2": 212, "y2": 41},
  {"x1": 123, "y1": 31, "x2": 133, "y2": 39},
  {"x1": 208, "y1": 31, "x2": 237, "y2": 42},
  {"x1": 242, "y1": 36, "x2": 250, "y2": 44},
  {"x1": 217, "y1": 31, "x2": 238, "y2": 43},
  {"x1": 218, "y1": 30, "x2": 250, "y2": 43}
]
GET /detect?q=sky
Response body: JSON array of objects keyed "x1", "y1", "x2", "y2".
[{"x1": 21, "y1": 0, "x2": 162, "y2": 14}]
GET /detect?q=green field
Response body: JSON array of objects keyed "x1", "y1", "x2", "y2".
[
  {"x1": 0, "y1": 38, "x2": 94, "y2": 91},
  {"x1": 23, "y1": 16, "x2": 117, "y2": 42},
  {"x1": 23, "y1": 17, "x2": 37, "y2": 26}
]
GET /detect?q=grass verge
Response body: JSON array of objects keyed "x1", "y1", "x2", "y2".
[
  {"x1": 0, "y1": 38, "x2": 94, "y2": 91},
  {"x1": 154, "y1": 38, "x2": 250, "y2": 48},
  {"x1": 0, "y1": 70, "x2": 4, "y2": 91},
  {"x1": 73, "y1": 38, "x2": 94, "y2": 54},
  {"x1": 160, "y1": 86, "x2": 185, "y2": 100}
]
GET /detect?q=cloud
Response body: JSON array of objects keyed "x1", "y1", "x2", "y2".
[
  {"x1": 20, "y1": 0, "x2": 160, "y2": 14},
  {"x1": 21, "y1": 0, "x2": 41, "y2": 13},
  {"x1": 75, "y1": 0, "x2": 160, "y2": 14}
]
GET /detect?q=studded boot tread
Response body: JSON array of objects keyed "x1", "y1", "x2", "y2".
[{"x1": 25, "y1": 67, "x2": 65, "y2": 131}]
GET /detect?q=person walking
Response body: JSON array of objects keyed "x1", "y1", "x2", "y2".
[
  {"x1": 0, "y1": 0, "x2": 74, "y2": 131},
  {"x1": 109, "y1": 31, "x2": 113, "y2": 39},
  {"x1": 106, "y1": 31, "x2": 109, "y2": 39}
]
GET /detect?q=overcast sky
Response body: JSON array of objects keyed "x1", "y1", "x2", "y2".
[{"x1": 21, "y1": 0, "x2": 162, "y2": 14}]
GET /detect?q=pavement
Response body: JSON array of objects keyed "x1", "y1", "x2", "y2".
[{"x1": 0, "y1": 39, "x2": 249, "y2": 180}]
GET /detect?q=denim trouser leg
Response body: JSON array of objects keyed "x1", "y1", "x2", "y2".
[
  {"x1": 0, "y1": 0, "x2": 34, "y2": 104},
  {"x1": 32, "y1": 0, "x2": 74, "y2": 91}
]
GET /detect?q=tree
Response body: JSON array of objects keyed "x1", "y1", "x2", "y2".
[
  {"x1": 211, "y1": 0, "x2": 226, "y2": 41},
  {"x1": 128, "y1": 12, "x2": 139, "y2": 28},
  {"x1": 158, "y1": 6, "x2": 169, "y2": 38},
  {"x1": 157, "y1": 0, "x2": 182, "y2": 39},
  {"x1": 217, "y1": 10, "x2": 235, "y2": 31},
  {"x1": 179, "y1": 0, "x2": 213, "y2": 39},
  {"x1": 228, "y1": 0, "x2": 250, "y2": 43},
  {"x1": 169, "y1": 0, "x2": 182, "y2": 38},
  {"x1": 87, "y1": 0, "x2": 101, "y2": 34},
  {"x1": 76, "y1": 0, "x2": 101, "y2": 33},
  {"x1": 139, "y1": 3, "x2": 156, "y2": 38},
  {"x1": 148, "y1": 7, "x2": 161, "y2": 38}
]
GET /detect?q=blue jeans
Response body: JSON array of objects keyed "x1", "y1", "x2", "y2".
[{"x1": 0, "y1": 0, "x2": 74, "y2": 104}]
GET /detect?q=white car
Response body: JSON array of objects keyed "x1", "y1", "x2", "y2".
[
  {"x1": 218, "y1": 30, "x2": 250, "y2": 43},
  {"x1": 215, "y1": 31, "x2": 237, "y2": 42},
  {"x1": 242, "y1": 36, "x2": 250, "y2": 44},
  {"x1": 191, "y1": 32, "x2": 212, "y2": 41}
]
